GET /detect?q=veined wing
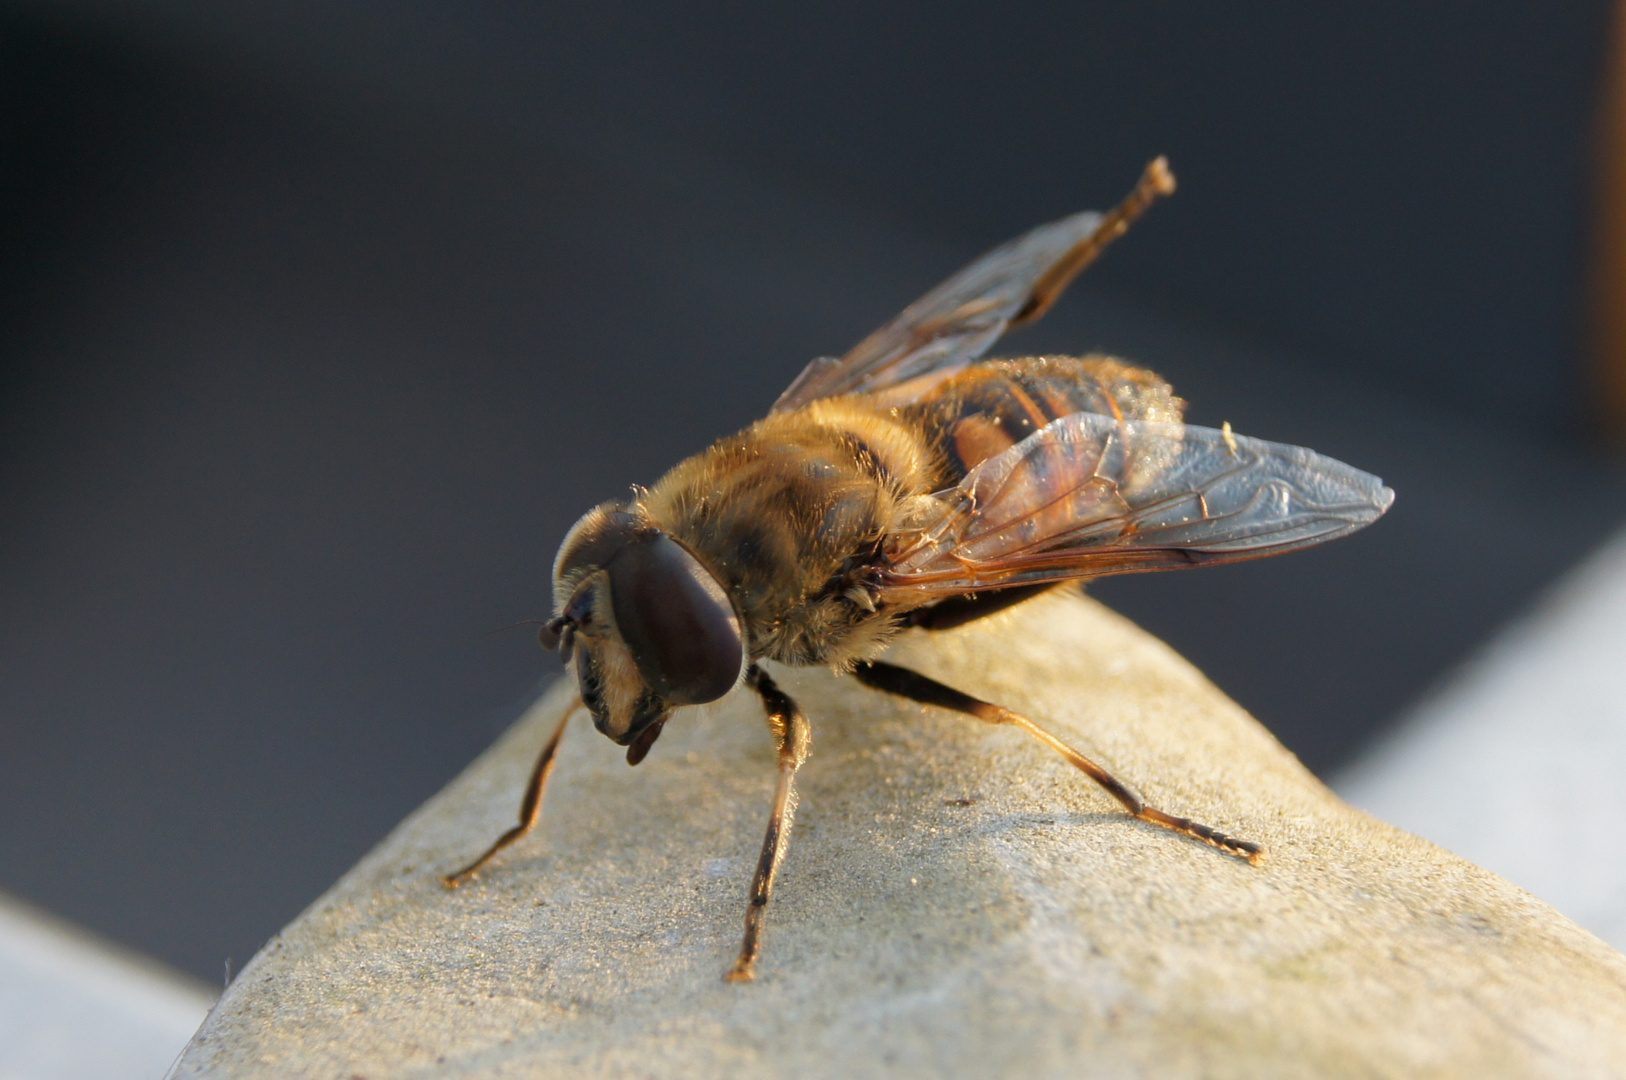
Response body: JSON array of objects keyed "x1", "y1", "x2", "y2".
[
  {"x1": 772, "y1": 159, "x2": 1175, "y2": 413},
  {"x1": 876, "y1": 411, "x2": 1394, "y2": 602}
]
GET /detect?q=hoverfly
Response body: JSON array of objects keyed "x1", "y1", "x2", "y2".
[{"x1": 444, "y1": 158, "x2": 1393, "y2": 981}]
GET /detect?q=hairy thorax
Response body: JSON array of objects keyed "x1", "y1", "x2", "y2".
[
  {"x1": 632, "y1": 356, "x2": 1182, "y2": 670},
  {"x1": 635, "y1": 399, "x2": 939, "y2": 669}
]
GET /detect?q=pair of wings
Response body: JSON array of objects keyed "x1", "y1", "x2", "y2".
[{"x1": 771, "y1": 160, "x2": 1394, "y2": 600}]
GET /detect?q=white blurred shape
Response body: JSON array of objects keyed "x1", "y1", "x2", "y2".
[
  {"x1": 0, "y1": 892, "x2": 214, "y2": 1080},
  {"x1": 1336, "y1": 523, "x2": 1626, "y2": 951}
]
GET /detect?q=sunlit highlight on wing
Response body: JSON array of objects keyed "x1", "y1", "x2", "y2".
[{"x1": 878, "y1": 412, "x2": 1394, "y2": 599}]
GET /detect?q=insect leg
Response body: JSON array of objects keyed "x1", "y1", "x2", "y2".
[
  {"x1": 904, "y1": 584, "x2": 1059, "y2": 632},
  {"x1": 442, "y1": 697, "x2": 580, "y2": 888},
  {"x1": 725, "y1": 665, "x2": 813, "y2": 983},
  {"x1": 1011, "y1": 156, "x2": 1177, "y2": 327},
  {"x1": 850, "y1": 660, "x2": 1263, "y2": 863}
]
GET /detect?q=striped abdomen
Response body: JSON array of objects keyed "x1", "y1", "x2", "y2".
[{"x1": 906, "y1": 355, "x2": 1186, "y2": 489}]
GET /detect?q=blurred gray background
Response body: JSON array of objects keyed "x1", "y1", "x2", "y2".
[{"x1": 3, "y1": 1, "x2": 1625, "y2": 983}]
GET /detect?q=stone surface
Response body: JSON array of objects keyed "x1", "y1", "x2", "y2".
[
  {"x1": 1338, "y1": 522, "x2": 1626, "y2": 951},
  {"x1": 173, "y1": 593, "x2": 1626, "y2": 1079}
]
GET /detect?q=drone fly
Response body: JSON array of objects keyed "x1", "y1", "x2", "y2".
[{"x1": 443, "y1": 158, "x2": 1394, "y2": 981}]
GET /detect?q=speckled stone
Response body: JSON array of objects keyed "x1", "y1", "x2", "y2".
[{"x1": 172, "y1": 592, "x2": 1626, "y2": 1079}]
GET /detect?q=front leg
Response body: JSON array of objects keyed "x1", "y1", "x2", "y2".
[
  {"x1": 851, "y1": 660, "x2": 1263, "y2": 862},
  {"x1": 442, "y1": 697, "x2": 580, "y2": 888},
  {"x1": 725, "y1": 665, "x2": 813, "y2": 982}
]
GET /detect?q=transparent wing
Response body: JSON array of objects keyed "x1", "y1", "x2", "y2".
[
  {"x1": 876, "y1": 412, "x2": 1394, "y2": 602},
  {"x1": 772, "y1": 211, "x2": 1102, "y2": 412},
  {"x1": 772, "y1": 159, "x2": 1175, "y2": 413}
]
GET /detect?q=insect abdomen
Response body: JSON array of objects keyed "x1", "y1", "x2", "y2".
[{"x1": 909, "y1": 355, "x2": 1185, "y2": 486}]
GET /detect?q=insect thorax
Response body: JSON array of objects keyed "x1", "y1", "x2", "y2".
[{"x1": 636, "y1": 400, "x2": 939, "y2": 668}]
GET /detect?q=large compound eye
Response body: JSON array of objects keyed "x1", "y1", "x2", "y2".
[
  {"x1": 606, "y1": 534, "x2": 744, "y2": 705},
  {"x1": 552, "y1": 502, "x2": 639, "y2": 607}
]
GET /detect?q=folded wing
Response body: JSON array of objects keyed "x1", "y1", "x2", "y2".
[{"x1": 877, "y1": 412, "x2": 1394, "y2": 602}]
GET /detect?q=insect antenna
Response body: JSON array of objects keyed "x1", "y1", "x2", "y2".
[{"x1": 480, "y1": 618, "x2": 552, "y2": 640}]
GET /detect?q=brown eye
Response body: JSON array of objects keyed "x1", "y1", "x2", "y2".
[{"x1": 607, "y1": 533, "x2": 744, "y2": 705}]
